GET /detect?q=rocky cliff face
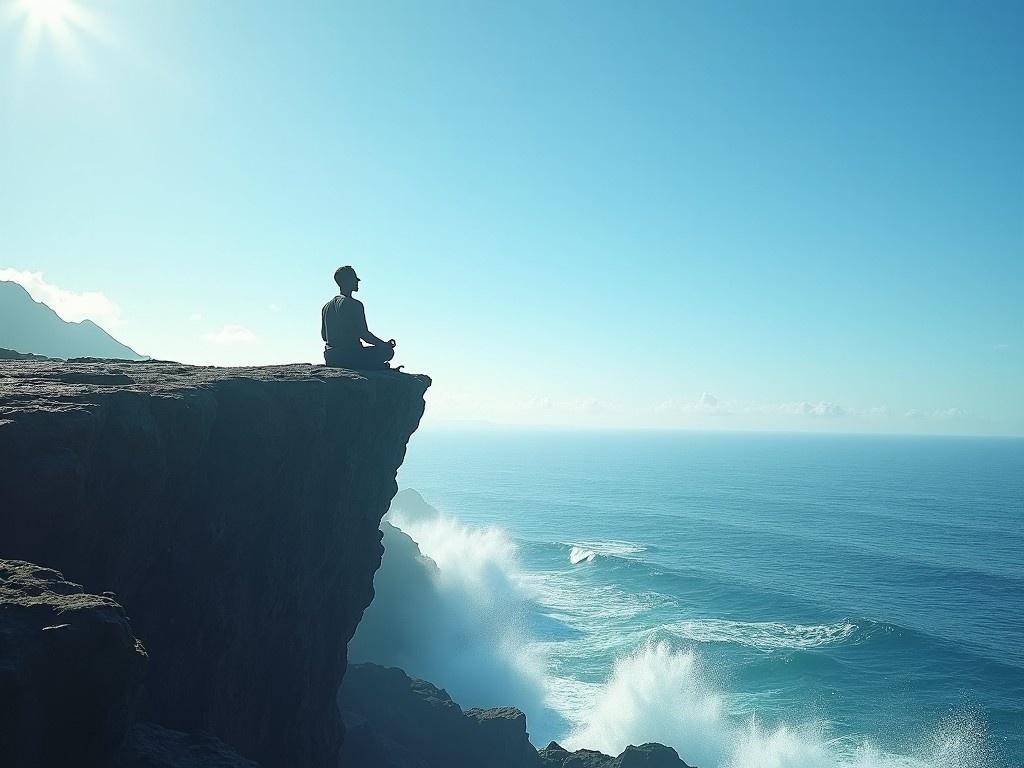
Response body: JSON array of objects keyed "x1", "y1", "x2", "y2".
[{"x1": 0, "y1": 359, "x2": 430, "y2": 767}]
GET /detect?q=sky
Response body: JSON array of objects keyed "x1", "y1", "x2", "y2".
[{"x1": 1, "y1": 0, "x2": 1022, "y2": 434}]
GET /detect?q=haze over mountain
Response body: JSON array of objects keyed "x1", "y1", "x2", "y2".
[{"x1": 0, "y1": 280, "x2": 145, "y2": 360}]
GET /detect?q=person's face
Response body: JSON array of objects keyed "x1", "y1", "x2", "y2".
[{"x1": 351, "y1": 275, "x2": 360, "y2": 292}]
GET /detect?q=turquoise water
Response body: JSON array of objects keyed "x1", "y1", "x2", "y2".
[{"x1": 393, "y1": 430, "x2": 1024, "y2": 767}]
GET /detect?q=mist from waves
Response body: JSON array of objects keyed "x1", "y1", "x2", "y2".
[
  {"x1": 348, "y1": 491, "x2": 561, "y2": 739},
  {"x1": 351, "y1": 490, "x2": 997, "y2": 768}
]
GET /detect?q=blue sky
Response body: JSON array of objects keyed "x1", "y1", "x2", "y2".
[{"x1": 2, "y1": 0, "x2": 1021, "y2": 433}]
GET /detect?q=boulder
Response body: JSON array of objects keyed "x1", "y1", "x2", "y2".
[
  {"x1": 339, "y1": 663, "x2": 541, "y2": 768},
  {"x1": 0, "y1": 559, "x2": 148, "y2": 768},
  {"x1": 538, "y1": 741, "x2": 695, "y2": 768},
  {"x1": 614, "y1": 743, "x2": 693, "y2": 768}
]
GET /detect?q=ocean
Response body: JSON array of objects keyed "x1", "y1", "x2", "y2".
[{"x1": 384, "y1": 430, "x2": 1024, "y2": 768}]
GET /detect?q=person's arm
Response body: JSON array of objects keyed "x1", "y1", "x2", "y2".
[
  {"x1": 321, "y1": 304, "x2": 329, "y2": 343},
  {"x1": 356, "y1": 302, "x2": 395, "y2": 348}
]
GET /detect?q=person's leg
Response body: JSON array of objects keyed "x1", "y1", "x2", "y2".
[
  {"x1": 356, "y1": 343, "x2": 394, "y2": 370},
  {"x1": 324, "y1": 348, "x2": 344, "y2": 367},
  {"x1": 326, "y1": 344, "x2": 394, "y2": 370}
]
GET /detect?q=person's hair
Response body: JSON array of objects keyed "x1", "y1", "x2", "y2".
[{"x1": 334, "y1": 265, "x2": 357, "y2": 289}]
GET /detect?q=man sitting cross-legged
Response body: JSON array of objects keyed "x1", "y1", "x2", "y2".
[{"x1": 321, "y1": 265, "x2": 396, "y2": 370}]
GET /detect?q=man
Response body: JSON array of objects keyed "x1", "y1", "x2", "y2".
[{"x1": 321, "y1": 266, "x2": 397, "y2": 369}]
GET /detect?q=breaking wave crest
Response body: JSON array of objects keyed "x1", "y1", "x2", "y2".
[
  {"x1": 567, "y1": 540, "x2": 646, "y2": 564},
  {"x1": 665, "y1": 618, "x2": 860, "y2": 651},
  {"x1": 569, "y1": 546, "x2": 596, "y2": 564}
]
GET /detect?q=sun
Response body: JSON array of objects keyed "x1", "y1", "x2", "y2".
[
  {"x1": 20, "y1": 0, "x2": 76, "y2": 27},
  {"x1": 7, "y1": 0, "x2": 102, "y2": 64}
]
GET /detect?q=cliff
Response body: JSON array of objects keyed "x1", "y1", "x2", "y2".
[{"x1": 0, "y1": 359, "x2": 430, "y2": 767}]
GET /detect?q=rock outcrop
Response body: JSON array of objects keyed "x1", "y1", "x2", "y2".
[
  {"x1": 0, "y1": 559, "x2": 148, "y2": 767},
  {"x1": 0, "y1": 359, "x2": 430, "y2": 767},
  {"x1": 0, "y1": 347, "x2": 51, "y2": 361},
  {"x1": 539, "y1": 741, "x2": 694, "y2": 768},
  {"x1": 339, "y1": 663, "x2": 542, "y2": 768}
]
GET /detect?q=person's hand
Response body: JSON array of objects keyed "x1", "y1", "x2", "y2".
[{"x1": 388, "y1": 339, "x2": 397, "y2": 348}]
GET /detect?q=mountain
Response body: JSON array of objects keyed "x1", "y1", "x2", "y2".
[{"x1": 0, "y1": 280, "x2": 145, "y2": 360}]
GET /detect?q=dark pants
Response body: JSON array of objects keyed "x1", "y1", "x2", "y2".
[{"x1": 324, "y1": 344, "x2": 394, "y2": 370}]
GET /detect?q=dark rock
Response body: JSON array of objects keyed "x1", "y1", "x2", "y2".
[
  {"x1": 0, "y1": 559, "x2": 148, "y2": 768},
  {"x1": 348, "y1": 520, "x2": 441, "y2": 665},
  {"x1": 116, "y1": 722, "x2": 260, "y2": 768},
  {"x1": 0, "y1": 347, "x2": 51, "y2": 361},
  {"x1": 0, "y1": 359, "x2": 430, "y2": 768},
  {"x1": 338, "y1": 711, "x2": 428, "y2": 768},
  {"x1": 386, "y1": 488, "x2": 443, "y2": 523},
  {"x1": 538, "y1": 740, "x2": 694, "y2": 768},
  {"x1": 339, "y1": 663, "x2": 541, "y2": 768},
  {"x1": 613, "y1": 743, "x2": 693, "y2": 768},
  {"x1": 466, "y1": 707, "x2": 543, "y2": 767}
]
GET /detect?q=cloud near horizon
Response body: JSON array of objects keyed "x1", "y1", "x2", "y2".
[
  {"x1": 661, "y1": 394, "x2": 968, "y2": 423},
  {"x1": 203, "y1": 324, "x2": 257, "y2": 345},
  {"x1": 0, "y1": 268, "x2": 123, "y2": 329},
  {"x1": 423, "y1": 390, "x2": 976, "y2": 433}
]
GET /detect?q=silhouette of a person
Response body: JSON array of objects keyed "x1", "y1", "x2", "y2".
[{"x1": 321, "y1": 266, "x2": 396, "y2": 370}]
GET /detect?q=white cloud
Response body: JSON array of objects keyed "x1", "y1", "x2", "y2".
[
  {"x1": 696, "y1": 392, "x2": 722, "y2": 411},
  {"x1": 268, "y1": 303, "x2": 283, "y2": 313},
  {"x1": 203, "y1": 324, "x2": 257, "y2": 345},
  {"x1": 0, "y1": 268, "x2": 122, "y2": 329},
  {"x1": 905, "y1": 407, "x2": 968, "y2": 420},
  {"x1": 769, "y1": 401, "x2": 848, "y2": 417},
  {"x1": 189, "y1": 312, "x2": 203, "y2": 322}
]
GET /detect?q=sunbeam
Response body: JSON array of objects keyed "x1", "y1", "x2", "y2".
[{"x1": 7, "y1": 0, "x2": 103, "y2": 66}]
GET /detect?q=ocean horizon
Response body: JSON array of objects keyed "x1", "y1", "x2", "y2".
[{"x1": 378, "y1": 429, "x2": 1024, "y2": 768}]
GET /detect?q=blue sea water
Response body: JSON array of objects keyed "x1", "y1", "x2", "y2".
[{"x1": 392, "y1": 430, "x2": 1024, "y2": 768}]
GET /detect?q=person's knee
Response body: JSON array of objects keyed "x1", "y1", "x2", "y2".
[{"x1": 383, "y1": 345, "x2": 395, "y2": 362}]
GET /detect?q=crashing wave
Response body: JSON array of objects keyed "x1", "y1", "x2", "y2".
[
  {"x1": 565, "y1": 540, "x2": 646, "y2": 564},
  {"x1": 569, "y1": 546, "x2": 597, "y2": 564},
  {"x1": 563, "y1": 642, "x2": 995, "y2": 768}
]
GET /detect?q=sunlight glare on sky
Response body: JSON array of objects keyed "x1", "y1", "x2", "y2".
[{"x1": 6, "y1": 0, "x2": 100, "y2": 63}]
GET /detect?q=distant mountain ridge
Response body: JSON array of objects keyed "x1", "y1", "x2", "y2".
[{"x1": 0, "y1": 280, "x2": 145, "y2": 360}]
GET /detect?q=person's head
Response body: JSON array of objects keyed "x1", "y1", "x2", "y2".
[{"x1": 334, "y1": 265, "x2": 360, "y2": 294}]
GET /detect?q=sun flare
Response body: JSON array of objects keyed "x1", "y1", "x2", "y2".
[
  {"x1": 20, "y1": 0, "x2": 76, "y2": 27},
  {"x1": 8, "y1": 0, "x2": 102, "y2": 65}
]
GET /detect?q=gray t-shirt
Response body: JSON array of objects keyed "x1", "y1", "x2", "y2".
[{"x1": 321, "y1": 295, "x2": 365, "y2": 354}]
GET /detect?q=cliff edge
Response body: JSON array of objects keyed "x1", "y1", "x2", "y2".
[{"x1": 0, "y1": 359, "x2": 430, "y2": 767}]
